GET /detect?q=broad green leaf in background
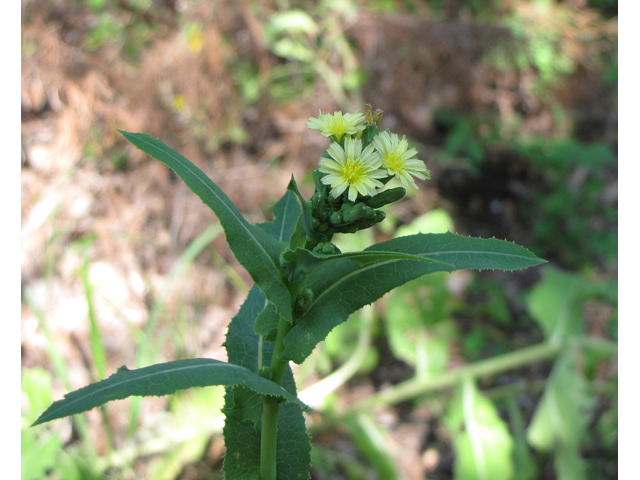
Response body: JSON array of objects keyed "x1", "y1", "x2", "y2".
[
  {"x1": 527, "y1": 351, "x2": 593, "y2": 452},
  {"x1": 282, "y1": 232, "x2": 545, "y2": 364},
  {"x1": 119, "y1": 131, "x2": 292, "y2": 323},
  {"x1": 526, "y1": 266, "x2": 585, "y2": 342},
  {"x1": 505, "y1": 397, "x2": 538, "y2": 480},
  {"x1": 320, "y1": 308, "x2": 378, "y2": 375},
  {"x1": 597, "y1": 376, "x2": 618, "y2": 450},
  {"x1": 344, "y1": 413, "x2": 402, "y2": 480},
  {"x1": 22, "y1": 367, "x2": 56, "y2": 425},
  {"x1": 223, "y1": 284, "x2": 311, "y2": 480},
  {"x1": 554, "y1": 446, "x2": 587, "y2": 480},
  {"x1": 265, "y1": 10, "x2": 318, "y2": 62},
  {"x1": 265, "y1": 9, "x2": 318, "y2": 36},
  {"x1": 21, "y1": 427, "x2": 63, "y2": 480},
  {"x1": 446, "y1": 378, "x2": 514, "y2": 480},
  {"x1": 385, "y1": 272, "x2": 458, "y2": 376},
  {"x1": 33, "y1": 358, "x2": 306, "y2": 426},
  {"x1": 22, "y1": 368, "x2": 63, "y2": 480}
]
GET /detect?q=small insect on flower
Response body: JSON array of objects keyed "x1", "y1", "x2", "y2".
[
  {"x1": 372, "y1": 131, "x2": 430, "y2": 189},
  {"x1": 318, "y1": 137, "x2": 387, "y2": 202},
  {"x1": 306, "y1": 111, "x2": 367, "y2": 139}
]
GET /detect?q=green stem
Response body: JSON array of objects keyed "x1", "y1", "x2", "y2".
[
  {"x1": 260, "y1": 396, "x2": 281, "y2": 480},
  {"x1": 348, "y1": 341, "x2": 564, "y2": 414},
  {"x1": 260, "y1": 315, "x2": 294, "y2": 480}
]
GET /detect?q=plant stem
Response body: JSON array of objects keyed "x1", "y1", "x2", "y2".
[
  {"x1": 348, "y1": 341, "x2": 564, "y2": 414},
  {"x1": 260, "y1": 315, "x2": 294, "y2": 480}
]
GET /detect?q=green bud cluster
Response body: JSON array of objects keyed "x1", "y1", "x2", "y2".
[
  {"x1": 305, "y1": 169, "x2": 406, "y2": 245},
  {"x1": 307, "y1": 189, "x2": 389, "y2": 238},
  {"x1": 295, "y1": 287, "x2": 315, "y2": 314},
  {"x1": 312, "y1": 242, "x2": 341, "y2": 255}
]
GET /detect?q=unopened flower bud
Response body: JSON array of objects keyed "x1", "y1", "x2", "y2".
[
  {"x1": 311, "y1": 192, "x2": 325, "y2": 218},
  {"x1": 340, "y1": 224, "x2": 359, "y2": 234},
  {"x1": 365, "y1": 187, "x2": 406, "y2": 209},
  {"x1": 356, "y1": 210, "x2": 386, "y2": 230},
  {"x1": 343, "y1": 202, "x2": 368, "y2": 223},
  {"x1": 330, "y1": 211, "x2": 343, "y2": 225},
  {"x1": 365, "y1": 104, "x2": 384, "y2": 125}
]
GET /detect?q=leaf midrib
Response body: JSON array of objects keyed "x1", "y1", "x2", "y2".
[
  {"x1": 303, "y1": 248, "x2": 534, "y2": 314},
  {"x1": 44, "y1": 362, "x2": 289, "y2": 416}
]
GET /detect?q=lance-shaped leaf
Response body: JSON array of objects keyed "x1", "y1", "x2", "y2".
[
  {"x1": 32, "y1": 358, "x2": 306, "y2": 426},
  {"x1": 283, "y1": 247, "x2": 441, "y2": 273},
  {"x1": 119, "y1": 131, "x2": 291, "y2": 322},
  {"x1": 257, "y1": 190, "x2": 302, "y2": 244},
  {"x1": 367, "y1": 231, "x2": 545, "y2": 271},
  {"x1": 254, "y1": 191, "x2": 304, "y2": 339},
  {"x1": 282, "y1": 232, "x2": 545, "y2": 364},
  {"x1": 286, "y1": 174, "x2": 324, "y2": 242}
]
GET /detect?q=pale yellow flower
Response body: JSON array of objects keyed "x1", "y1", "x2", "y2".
[
  {"x1": 372, "y1": 131, "x2": 430, "y2": 189},
  {"x1": 306, "y1": 111, "x2": 366, "y2": 138},
  {"x1": 319, "y1": 137, "x2": 386, "y2": 202}
]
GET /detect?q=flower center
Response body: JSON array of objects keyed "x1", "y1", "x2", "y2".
[
  {"x1": 342, "y1": 158, "x2": 366, "y2": 184},
  {"x1": 329, "y1": 117, "x2": 348, "y2": 134},
  {"x1": 384, "y1": 151, "x2": 405, "y2": 173}
]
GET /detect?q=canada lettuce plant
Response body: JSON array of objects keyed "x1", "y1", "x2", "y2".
[{"x1": 33, "y1": 107, "x2": 545, "y2": 479}]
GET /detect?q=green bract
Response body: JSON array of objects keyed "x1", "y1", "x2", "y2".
[{"x1": 34, "y1": 112, "x2": 546, "y2": 480}]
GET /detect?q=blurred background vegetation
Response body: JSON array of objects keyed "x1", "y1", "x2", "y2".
[{"x1": 21, "y1": 0, "x2": 617, "y2": 479}]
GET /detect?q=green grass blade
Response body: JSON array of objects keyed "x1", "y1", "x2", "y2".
[
  {"x1": 23, "y1": 290, "x2": 97, "y2": 457},
  {"x1": 78, "y1": 240, "x2": 115, "y2": 450},
  {"x1": 119, "y1": 131, "x2": 291, "y2": 322},
  {"x1": 78, "y1": 241, "x2": 107, "y2": 380},
  {"x1": 33, "y1": 358, "x2": 308, "y2": 426}
]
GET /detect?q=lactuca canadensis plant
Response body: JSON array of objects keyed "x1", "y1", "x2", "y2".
[{"x1": 33, "y1": 106, "x2": 545, "y2": 479}]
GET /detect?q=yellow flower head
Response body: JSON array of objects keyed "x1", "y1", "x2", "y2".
[
  {"x1": 372, "y1": 131, "x2": 430, "y2": 189},
  {"x1": 319, "y1": 137, "x2": 387, "y2": 202},
  {"x1": 306, "y1": 111, "x2": 367, "y2": 139}
]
